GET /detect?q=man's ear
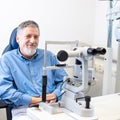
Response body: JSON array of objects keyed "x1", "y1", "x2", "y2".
[{"x1": 16, "y1": 36, "x2": 19, "y2": 43}]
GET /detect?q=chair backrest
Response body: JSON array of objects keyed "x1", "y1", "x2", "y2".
[{"x1": 2, "y1": 27, "x2": 19, "y2": 54}]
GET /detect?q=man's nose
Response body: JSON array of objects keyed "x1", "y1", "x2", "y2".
[{"x1": 30, "y1": 36, "x2": 36, "y2": 42}]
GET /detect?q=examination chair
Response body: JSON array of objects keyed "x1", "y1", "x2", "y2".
[
  {"x1": 0, "y1": 27, "x2": 18, "y2": 120},
  {"x1": 2, "y1": 27, "x2": 18, "y2": 54}
]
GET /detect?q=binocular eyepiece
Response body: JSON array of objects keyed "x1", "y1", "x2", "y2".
[{"x1": 87, "y1": 47, "x2": 106, "y2": 55}]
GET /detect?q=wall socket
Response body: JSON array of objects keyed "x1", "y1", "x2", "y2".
[
  {"x1": 94, "y1": 58, "x2": 117, "y2": 77},
  {"x1": 94, "y1": 63, "x2": 104, "y2": 73}
]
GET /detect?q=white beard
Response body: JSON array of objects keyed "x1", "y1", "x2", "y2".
[{"x1": 23, "y1": 47, "x2": 36, "y2": 56}]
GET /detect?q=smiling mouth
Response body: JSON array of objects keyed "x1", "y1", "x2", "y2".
[{"x1": 27, "y1": 45, "x2": 37, "y2": 49}]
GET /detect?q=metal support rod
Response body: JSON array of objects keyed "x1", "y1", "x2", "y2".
[
  {"x1": 103, "y1": 0, "x2": 114, "y2": 95},
  {"x1": 42, "y1": 75, "x2": 47, "y2": 102},
  {"x1": 107, "y1": 0, "x2": 113, "y2": 47}
]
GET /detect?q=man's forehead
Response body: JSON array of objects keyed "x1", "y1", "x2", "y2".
[{"x1": 19, "y1": 27, "x2": 40, "y2": 35}]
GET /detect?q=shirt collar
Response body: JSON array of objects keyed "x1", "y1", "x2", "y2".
[{"x1": 17, "y1": 48, "x2": 39, "y2": 60}]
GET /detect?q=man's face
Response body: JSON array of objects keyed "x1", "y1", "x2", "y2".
[{"x1": 16, "y1": 27, "x2": 40, "y2": 57}]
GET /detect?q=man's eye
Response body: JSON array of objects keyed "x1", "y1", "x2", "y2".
[
  {"x1": 26, "y1": 35, "x2": 31, "y2": 38},
  {"x1": 34, "y1": 35, "x2": 39, "y2": 39},
  {"x1": 25, "y1": 35, "x2": 39, "y2": 39}
]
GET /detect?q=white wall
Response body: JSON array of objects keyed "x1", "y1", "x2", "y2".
[{"x1": 0, "y1": 0, "x2": 96, "y2": 56}]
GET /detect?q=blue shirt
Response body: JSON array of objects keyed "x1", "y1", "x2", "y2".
[{"x1": 0, "y1": 48, "x2": 67, "y2": 106}]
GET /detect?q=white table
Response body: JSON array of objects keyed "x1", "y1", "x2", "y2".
[
  {"x1": 27, "y1": 93, "x2": 120, "y2": 120},
  {"x1": 91, "y1": 93, "x2": 120, "y2": 120}
]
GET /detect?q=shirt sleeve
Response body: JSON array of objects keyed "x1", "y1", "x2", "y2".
[{"x1": 0, "y1": 57, "x2": 32, "y2": 106}]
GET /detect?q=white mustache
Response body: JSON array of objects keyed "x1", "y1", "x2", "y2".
[{"x1": 27, "y1": 42, "x2": 37, "y2": 47}]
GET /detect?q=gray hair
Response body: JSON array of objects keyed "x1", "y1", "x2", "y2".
[{"x1": 17, "y1": 20, "x2": 40, "y2": 35}]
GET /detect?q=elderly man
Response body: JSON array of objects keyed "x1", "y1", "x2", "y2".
[{"x1": 0, "y1": 20, "x2": 67, "y2": 120}]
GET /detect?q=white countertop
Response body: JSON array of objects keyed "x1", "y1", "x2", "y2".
[{"x1": 27, "y1": 93, "x2": 120, "y2": 120}]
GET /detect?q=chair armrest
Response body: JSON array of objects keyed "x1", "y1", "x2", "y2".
[{"x1": 0, "y1": 102, "x2": 9, "y2": 108}]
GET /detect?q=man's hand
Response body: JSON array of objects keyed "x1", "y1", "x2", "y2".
[
  {"x1": 30, "y1": 93, "x2": 57, "y2": 106},
  {"x1": 30, "y1": 96, "x2": 42, "y2": 106},
  {"x1": 46, "y1": 93, "x2": 57, "y2": 103}
]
